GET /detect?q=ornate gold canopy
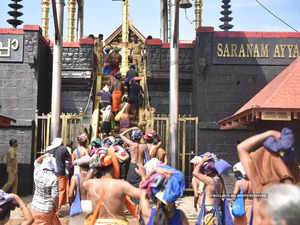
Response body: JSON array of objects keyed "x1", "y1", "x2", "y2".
[{"x1": 104, "y1": 22, "x2": 146, "y2": 48}]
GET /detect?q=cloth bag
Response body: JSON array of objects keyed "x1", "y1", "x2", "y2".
[
  {"x1": 69, "y1": 174, "x2": 83, "y2": 217},
  {"x1": 196, "y1": 179, "x2": 222, "y2": 225},
  {"x1": 222, "y1": 181, "x2": 234, "y2": 225},
  {"x1": 115, "y1": 103, "x2": 128, "y2": 121},
  {"x1": 231, "y1": 182, "x2": 246, "y2": 217}
]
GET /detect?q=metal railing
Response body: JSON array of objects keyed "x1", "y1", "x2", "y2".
[
  {"x1": 33, "y1": 110, "x2": 84, "y2": 157},
  {"x1": 153, "y1": 114, "x2": 198, "y2": 190}
]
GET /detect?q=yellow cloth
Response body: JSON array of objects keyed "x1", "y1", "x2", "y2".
[
  {"x1": 95, "y1": 218, "x2": 128, "y2": 225},
  {"x1": 200, "y1": 208, "x2": 220, "y2": 225},
  {"x1": 2, "y1": 170, "x2": 18, "y2": 193},
  {"x1": 3, "y1": 147, "x2": 18, "y2": 193},
  {"x1": 6, "y1": 147, "x2": 17, "y2": 172}
]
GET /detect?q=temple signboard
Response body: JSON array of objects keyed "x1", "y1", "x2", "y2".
[
  {"x1": 0, "y1": 34, "x2": 23, "y2": 62},
  {"x1": 213, "y1": 37, "x2": 300, "y2": 65},
  {"x1": 261, "y1": 111, "x2": 291, "y2": 121}
]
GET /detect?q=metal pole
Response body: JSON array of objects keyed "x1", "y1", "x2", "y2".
[
  {"x1": 51, "y1": 0, "x2": 65, "y2": 140},
  {"x1": 160, "y1": 0, "x2": 164, "y2": 41},
  {"x1": 169, "y1": 0, "x2": 179, "y2": 169},
  {"x1": 164, "y1": 0, "x2": 169, "y2": 42},
  {"x1": 78, "y1": 0, "x2": 84, "y2": 40}
]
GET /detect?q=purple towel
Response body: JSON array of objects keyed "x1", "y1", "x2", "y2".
[{"x1": 263, "y1": 128, "x2": 296, "y2": 164}]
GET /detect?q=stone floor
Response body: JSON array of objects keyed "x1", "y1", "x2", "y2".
[{"x1": 7, "y1": 195, "x2": 199, "y2": 225}]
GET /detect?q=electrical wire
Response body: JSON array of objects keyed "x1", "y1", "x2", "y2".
[
  {"x1": 184, "y1": 8, "x2": 194, "y2": 25},
  {"x1": 255, "y1": 0, "x2": 298, "y2": 32}
]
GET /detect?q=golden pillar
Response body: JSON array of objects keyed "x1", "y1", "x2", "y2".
[
  {"x1": 120, "y1": 0, "x2": 129, "y2": 77},
  {"x1": 41, "y1": 0, "x2": 50, "y2": 39},
  {"x1": 195, "y1": 0, "x2": 203, "y2": 31},
  {"x1": 67, "y1": 0, "x2": 76, "y2": 42}
]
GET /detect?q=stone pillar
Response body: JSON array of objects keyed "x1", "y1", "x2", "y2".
[
  {"x1": 67, "y1": 0, "x2": 76, "y2": 42},
  {"x1": 41, "y1": 0, "x2": 50, "y2": 38},
  {"x1": 120, "y1": 0, "x2": 129, "y2": 76},
  {"x1": 195, "y1": 0, "x2": 202, "y2": 31}
]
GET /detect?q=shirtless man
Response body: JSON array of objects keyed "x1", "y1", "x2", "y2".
[
  {"x1": 69, "y1": 158, "x2": 91, "y2": 224},
  {"x1": 110, "y1": 47, "x2": 122, "y2": 75},
  {"x1": 192, "y1": 154, "x2": 223, "y2": 223},
  {"x1": 237, "y1": 129, "x2": 296, "y2": 225},
  {"x1": 120, "y1": 127, "x2": 146, "y2": 188},
  {"x1": 109, "y1": 73, "x2": 123, "y2": 113},
  {"x1": 83, "y1": 156, "x2": 141, "y2": 225},
  {"x1": 100, "y1": 105, "x2": 112, "y2": 139},
  {"x1": 119, "y1": 95, "x2": 131, "y2": 132},
  {"x1": 143, "y1": 130, "x2": 161, "y2": 161}
]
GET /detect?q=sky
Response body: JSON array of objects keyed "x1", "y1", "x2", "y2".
[{"x1": 0, "y1": 0, "x2": 300, "y2": 41}]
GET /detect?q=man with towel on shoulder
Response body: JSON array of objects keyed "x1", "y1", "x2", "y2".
[
  {"x1": 237, "y1": 128, "x2": 300, "y2": 225},
  {"x1": 82, "y1": 148, "x2": 141, "y2": 225}
]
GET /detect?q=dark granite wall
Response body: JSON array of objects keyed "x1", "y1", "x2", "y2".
[
  {"x1": 0, "y1": 27, "x2": 52, "y2": 195},
  {"x1": 146, "y1": 29, "x2": 300, "y2": 180},
  {"x1": 60, "y1": 41, "x2": 95, "y2": 128},
  {"x1": 146, "y1": 40, "x2": 194, "y2": 115}
]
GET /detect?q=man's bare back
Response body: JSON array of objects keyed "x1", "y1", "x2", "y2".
[
  {"x1": 120, "y1": 127, "x2": 145, "y2": 165},
  {"x1": 84, "y1": 177, "x2": 141, "y2": 221},
  {"x1": 110, "y1": 76, "x2": 122, "y2": 92},
  {"x1": 127, "y1": 142, "x2": 145, "y2": 165}
]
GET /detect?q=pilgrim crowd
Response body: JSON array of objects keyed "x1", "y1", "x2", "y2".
[
  {"x1": 1, "y1": 128, "x2": 300, "y2": 225},
  {"x1": 1, "y1": 40, "x2": 300, "y2": 225}
]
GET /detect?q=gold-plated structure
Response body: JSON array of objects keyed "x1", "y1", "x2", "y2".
[
  {"x1": 41, "y1": 0, "x2": 50, "y2": 38},
  {"x1": 195, "y1": 0, "x2": 203, "y2": 31},
  {"x1": 67, "y1": 0, "x2": 76, "y2": 42},
  {"x1": 34, "y1": 111, "x2": 83, "y2": 154},
  {"x1": 120, "y1": 0, "x2": 129, "y2": 76}
]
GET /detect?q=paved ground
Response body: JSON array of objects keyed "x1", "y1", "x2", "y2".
[{"x1": 7, "y1": 195, "x2": 199, "y2": 225}]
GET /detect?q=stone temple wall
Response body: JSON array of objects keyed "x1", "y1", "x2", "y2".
[
  {"x1": 146, "y1": 39, "x2": 194, "y2": 115},
  {"x1": 0, "y1": 26, "x2": 51, "y2": 195},
  {"x1": 0, "y1": 26, "x2": 95, "y2": 195}
]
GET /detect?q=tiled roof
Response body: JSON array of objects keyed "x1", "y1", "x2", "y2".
[{"x1": 218, "y1": 57, "x2": 300, "y2": 129}]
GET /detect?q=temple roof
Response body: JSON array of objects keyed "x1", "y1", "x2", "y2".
[
  {"x1": 104, "y1": 21, "x2": 145, "y2": 46},
  {"x1": 218, "y1": 57, "x2": 300, "y2": 129},
  {"x1": 0, "y1": 114, "x2": 16, "y2": 127}
]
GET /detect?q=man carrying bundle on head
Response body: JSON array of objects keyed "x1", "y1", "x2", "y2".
[
  {"x1": 191, "y1": 152, "x2": 233, "y2": 225},
  {"x1": 82, "y1": 147, "x2": 141, "y2": 225},
  {"x1": 237, "y1": 128, "x2": 300, "y2": 224},
  {"x1": 136, "y1": 163, "x2": 189, "y2": 225}
]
